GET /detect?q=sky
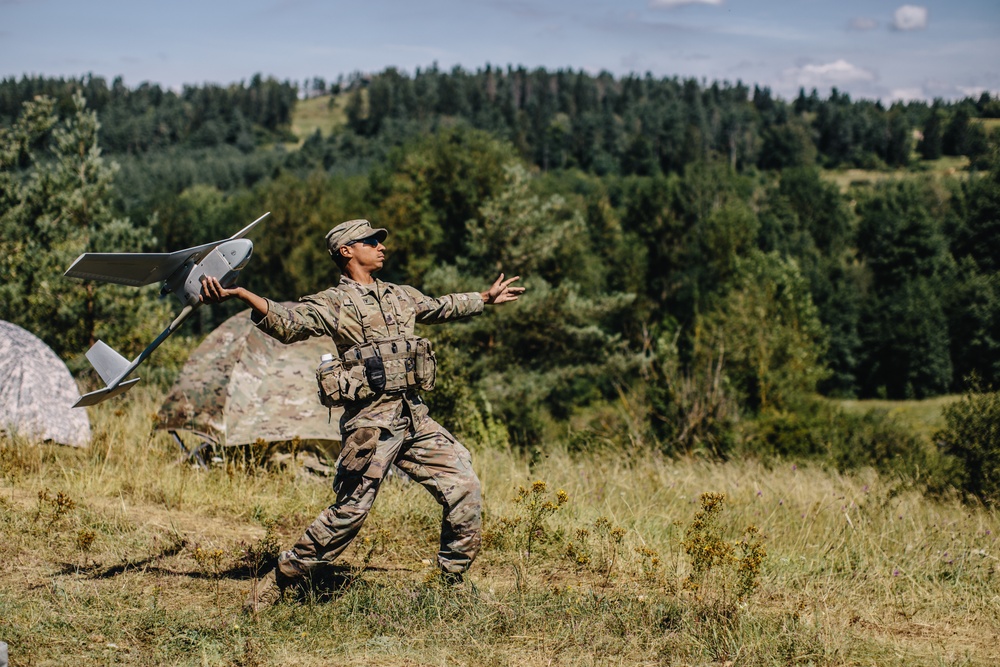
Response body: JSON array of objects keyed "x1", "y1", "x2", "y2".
[{"x1": 2, "y1": 0, "x2": 998, "y2": 102}]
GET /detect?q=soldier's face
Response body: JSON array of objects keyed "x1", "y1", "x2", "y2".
[{"x1": 344, "y1": 235, "x2": 385, "y2": 271}]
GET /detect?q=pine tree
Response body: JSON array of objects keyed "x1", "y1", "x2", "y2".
[
  {"x1": 855, "y1": 181, "x2": 953, "y2": 397},
  {"x1": 0, "y1": 94, "x2": 171, "y2": 368},
  {"x1": 700, "y1": 251, "x2": 828, "y2": 412},
  {"x1": 423, "y1": 162, "x2": 640, "y2": 445},
  {"x1": 919, "y1": 109, "x2": 944, "y2": 160}
]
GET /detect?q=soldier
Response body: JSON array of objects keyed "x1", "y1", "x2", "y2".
[{"x1": 200, "y1": 218, "x2": 524, "y2": 611}]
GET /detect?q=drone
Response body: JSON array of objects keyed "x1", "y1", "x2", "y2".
[{"x1": 64, "y1": 212, "x2": 269, "y2": 407}]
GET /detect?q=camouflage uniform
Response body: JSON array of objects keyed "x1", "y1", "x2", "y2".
[{"x1": 253, "y1": 276, "x2": 485, "y2": 577}]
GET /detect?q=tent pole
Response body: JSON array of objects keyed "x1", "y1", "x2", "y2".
[{"x1": 170, "y1": 430, "x2": 209, "y2": 469}]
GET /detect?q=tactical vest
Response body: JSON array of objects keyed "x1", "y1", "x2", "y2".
[{"x1": 316, "y1": 282, "x2": 436, "y2": 407}]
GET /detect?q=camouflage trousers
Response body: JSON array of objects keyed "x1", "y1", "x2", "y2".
[{"x1": 278, "y1": 409, "x2": 482, "y2": 579}]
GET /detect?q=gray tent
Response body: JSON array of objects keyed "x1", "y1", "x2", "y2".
[
  {"x1": 0, "y1": 320, "x2": 92, "y2": 447},
  {"x1": 156, "y1": 306, "x2": 341, "y2": 459}
]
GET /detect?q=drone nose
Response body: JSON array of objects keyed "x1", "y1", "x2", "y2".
[
  {"x1": 232, "y1": 244, "x2": 252, "y2": 271},
  {"x1": 222, "y1": 239, "x2": 254, "y2": 270}
]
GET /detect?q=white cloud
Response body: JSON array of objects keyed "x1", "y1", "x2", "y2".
[
  {"x1": 648, "y1": 0, "x2": 723, "y2": 8},
  {"x1": 892, "y1": 5, "x2": 928, "y2": 31},
  {"x1": 958, "y1": 86, "x2": 998, "y2": 98},
  {"x1": 885, "y1": 83, "x2": 998, "y2": 103},
  {"x1": 888, "y1": 87, "x2": 925, "y2": 102},
  {"x1": 848, "y1": 17, "x2": 878, "y2": 31},
  {"x1": 783, "y1": 59, "x2": 876, "y2": 89}
]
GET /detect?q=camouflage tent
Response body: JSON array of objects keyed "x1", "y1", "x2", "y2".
[
  {"x1": 156, "y1": 305, "x2": 341, "y2": 448},
  {"x1": 0, "y1": 320, "x2": 92, "y2": 447}
]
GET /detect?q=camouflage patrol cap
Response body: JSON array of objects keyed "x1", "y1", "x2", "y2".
[{"x1": 325, "y1": 219, "x2": 388, "y2": 256}]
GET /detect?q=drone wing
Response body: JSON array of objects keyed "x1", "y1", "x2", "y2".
[
  {"x1": 63, "y1": 242, "x2": 222, "y2": 286},
  {"x1": 63, "y1": 212, "x2": 270, "y2": 287},
  {"x1": 227, "y1": 211, "x2": 269, "y2": 241}
]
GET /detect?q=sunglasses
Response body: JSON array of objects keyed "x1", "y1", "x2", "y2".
[{"x1": 347, "y1": 236, "x2": 380, "y2": 248}]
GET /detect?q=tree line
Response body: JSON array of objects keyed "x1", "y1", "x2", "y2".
[
  {"x1": 4, "y1": 68, "x2": 998, "y2": 172},
  {"x1": 341, "y1": 65, "x2": 999, "y2": 173},
  {"x1": 0, "y1": 73, "x2": 298, "y2": 154}
]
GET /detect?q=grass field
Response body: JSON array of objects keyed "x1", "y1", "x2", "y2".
[
  {"x1": 836, "y1": 394, "x2": 960, "y2": 442},
  {"x1": 2, "y1": 387, "x2": 998, "y2": 666},
  {"x1": 287, "y1": 94, "x2": 349, "y2": 148},
  {"x1": 974, "y1": 117, "x2": 1000, "y2": 132},
  {"x1": 820, "y1": 156, "x2": 972, "y2": 192}
]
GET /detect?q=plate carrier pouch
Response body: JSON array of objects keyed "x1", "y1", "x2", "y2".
[
  {"x1": 316, "y1": 335, "x2": 436, "y2": 407},
  {"x1": 316, "y1": 353, "x2": 342, "y2": 408}
]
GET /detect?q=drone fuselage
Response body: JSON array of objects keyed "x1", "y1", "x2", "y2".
[{"x1": 163, "y1": 238, "x2": 254, "y2": 306}]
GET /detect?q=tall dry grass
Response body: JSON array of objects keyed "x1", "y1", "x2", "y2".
[{"x1": 1, "y1": 386, "x2": 998, "y2": 666}]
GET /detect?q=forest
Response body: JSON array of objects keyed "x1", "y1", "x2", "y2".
[{"x1": 2, "y1": 66, "x2": 999, "y2": 494}]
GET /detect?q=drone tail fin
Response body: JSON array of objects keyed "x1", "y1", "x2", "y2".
[
  {"x1": 72, "y1": 340, "x2": 141, "y2": 408},
  {"x1": 87, "y1": 340, "x2": 131, "y2": 385},
  {"x1": 73, "y1": 379, "x2": 141, "y2": 408}
]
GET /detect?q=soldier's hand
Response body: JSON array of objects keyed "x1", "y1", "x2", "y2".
[
  {"x1": 481, "y1": 273, "x2": 525, "y2": 305},
  {"x1": 200, "y1": 276, "x2": 239, "y2": 304}
]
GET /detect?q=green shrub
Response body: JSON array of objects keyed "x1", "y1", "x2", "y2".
[
  {"x1": 829, "y1": 409, "x2": 927, "y2": 473},
  {"x1": 746, "y1": 399, "x2": 932, "y2": 477},
  {"x1": 649, "y1": 334, "x2": 741, "y2": 459},
  {"x1": 935, "y1": 387, "x2": 1000, "y2": 506}
]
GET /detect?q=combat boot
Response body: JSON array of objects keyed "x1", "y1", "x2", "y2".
[
  {"x1": 242, "y1": 551, "x2": 302, "y2": 613},
  {"x1": 243, "y1": 567, "x2": 284, "y2": 613}
]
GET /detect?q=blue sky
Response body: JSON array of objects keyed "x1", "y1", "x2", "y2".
[{"x1": 2, "y1": 0, "x2": 997, "y2": 102}]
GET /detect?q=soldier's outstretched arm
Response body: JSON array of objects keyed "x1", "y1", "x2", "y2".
[
  {"x1": 480, "y1": 273, "x2": 525, "y2": 306},
  {"x1": 200, "y1": 275, "x2": 269, "y2": 317},
  {"x1": 409, "y1": 273, "x2": 525, "y2": 324}
]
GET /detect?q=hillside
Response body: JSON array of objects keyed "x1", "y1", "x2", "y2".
[
  {"x1": 286, "y1": 93, "x2": 350, "y2": 148},
  {"x1": 286, "y1": 91, "x2": 983, "y2": 191}
]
